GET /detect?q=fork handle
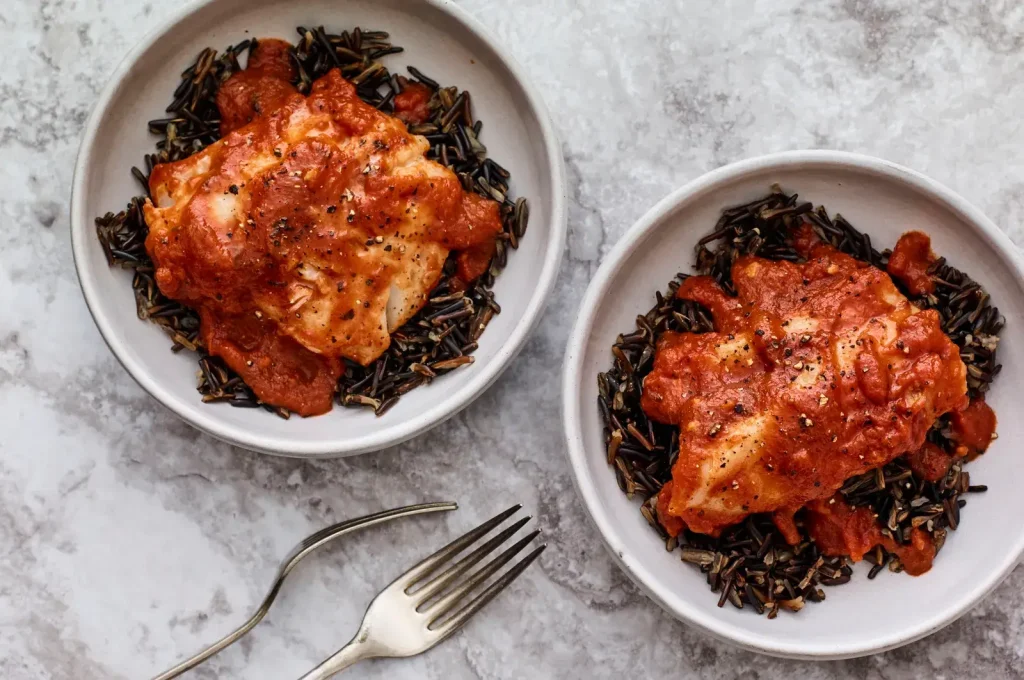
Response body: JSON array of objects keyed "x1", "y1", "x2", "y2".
[{"x1": 297, "y1": 636, "x2": 375, "y2": 679}]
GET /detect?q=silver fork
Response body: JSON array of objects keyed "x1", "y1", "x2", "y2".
[
  {"x1": 297, "y1": 504, "x2": 544, "y2": 679},
  {"x1": 153, "y1": 501, "x2": 458, "y2": 680}
]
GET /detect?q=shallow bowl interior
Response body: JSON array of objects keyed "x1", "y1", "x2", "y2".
[
  {"x1": 563, "y1": 151, "x2": 1024, "y2": 658},
  {"x1": 72, "y1": 0, "x2": 565, "y2": 456}
]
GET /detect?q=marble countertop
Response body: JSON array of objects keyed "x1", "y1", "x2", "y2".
[{"x1": 4, "y1": 0, "x2": 1024, "y2": 677}]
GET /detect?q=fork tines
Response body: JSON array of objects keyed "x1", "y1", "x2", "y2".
[{"x1": 402, "y1": 504, "x2": 544, "y2": 635}]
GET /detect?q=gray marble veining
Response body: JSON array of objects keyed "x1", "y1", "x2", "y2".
[{"x1": 3, "y1": 0, "x2": 1024, "y2": 678}]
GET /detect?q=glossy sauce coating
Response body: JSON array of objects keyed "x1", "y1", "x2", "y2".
[
  {"x1": 642, "y1": 227, "x2": 969, "y2": 538},
  {"x1": 906, "y1": 441, "x2": 956, "y2": 482},
  {"x1": 655, "y1": 480, "x2": 686, "y2": 537},
  {"x1": 216, "y1": 39, "x2": 298, "y2": 135},
  {"x1": 144, "y1": 40, "x2": 503, "y2": 415},
  {"x1": 804, "y1": 495, "x2": 935, "y2": 575},
  {"x1": 393, "y1": 82, "x2": 434, "y2": 126},
  {"x1": 950, "y1": 397, "x2": 997, "y2": 459},
  {"x1": 887, "y1": 231, "x2": 936, "y2": 297},
  {"x1": 805, "y1": 397, "x2": 996, "y2": 572}
]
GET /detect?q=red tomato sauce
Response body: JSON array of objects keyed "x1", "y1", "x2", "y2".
[
  {"x1": 887, "y1": 231, "x2": 936, "y2": 297},
  {"x1": 950, "y1": 397, "x2": 997, "y2": 459},
  {"x1": 907, "y1": 442, "x2": 955, "y2": 482},
  {"x1": 201, "y1": 308, "x2": 340, "y2": 415},
  {"x1": 805, "y1": 496, "x2": 936, "y2": 575},
  {"x1": 216, "y1": 39, "x2": 298, "y2": 135},
  {"x1": 393, "y1": 82, "x2": 434, "y2": 126},
  {"x1": 456, "y1": 239, "x2": 497, "y2": 284},
  {"x1": 656, "y1": 482, "x2": 686, "y2": 537}
]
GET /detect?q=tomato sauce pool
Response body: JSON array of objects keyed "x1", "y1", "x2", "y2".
[
  {"x1": 393, "y1": 82, "x2": 434, "y2": 126},
  {"x1": 887, "y1": 231, "x2": 936, "y2": 297},
  {"x1": 804, "y1": 496, "x2": 936, "y2": 576},
  {"x1": 216, "y1": 38, "x2": 298, "y2": 135}
]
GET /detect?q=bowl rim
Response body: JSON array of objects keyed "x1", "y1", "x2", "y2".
[
  {"x1": 561, "y1": 149, "x2": 1024, "y2": 659},
  {"x1": 70, "y1": 0, "x2": 567, "y2": 457}
]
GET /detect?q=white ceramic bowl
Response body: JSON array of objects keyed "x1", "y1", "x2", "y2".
[
  {"x1": 71, "y1": 0, "x2": 566, "y2": 457},
  {"x1": 562, "y1": 151, "x2": 1024, "y2": 658}
]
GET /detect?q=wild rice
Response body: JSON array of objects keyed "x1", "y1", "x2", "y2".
[
  {"x1": 598, "y1": 187, "x2": 1002, "y2": 614},
  {"x1": 95, "y1": 27, "x2": 529, "y2": 417}
]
